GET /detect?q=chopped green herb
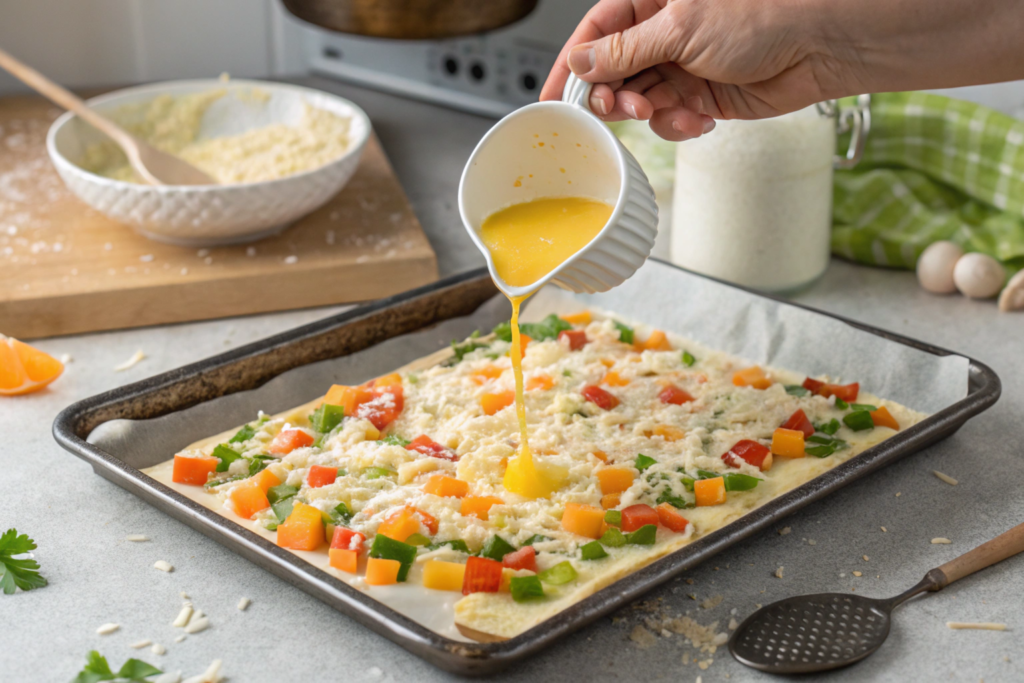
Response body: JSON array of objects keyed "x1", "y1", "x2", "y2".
[
  {"x1": 203, "y1": 474, "x2": 246, "y2": 489},
  {"x1": 309, "y1": 403, "x2": 345, "y2": 433},
  {"x1": 580, "y1": 541, "x2": 608, "y2": 560},
  {"x1": 562, "y1": 369, "x2": 573, "y2": 377},
  {"x1": 405, "y1": 533, "x2": 431, "y2": 547},
  {"x1": 843, "y1": 411, "x2": 875, "y2": 432},
  {"x1": 322, "y1": 502, "x2": 352, "y2": 526},
  {"x1": 538, "y1": 560, "x2": 578, "y2": 585},
  {"x1": 73, "y1": 650, "x2": 161, "y2": 683},
  {"x1": 626, "y1": 524, "x2": 658, "y2": 545},
  {"x1": 362, "y1": 467, "x2": 396, "y2": 480},
  {"x1": 815, "y1": 418, "x2": 841, "y2": 435},
  {"x1": 784, "y1": 385, "x2": 810, "y2": 397},
  {"x1": 0, "y1": 528, "x2": 46, "y2": 595},
  {"x1": 211, "y1": 444, "x2": 242, "y2": 473},
  {"x1": 604, "y1": 510, "x2": 622, "y2": 526},
  {"x1": 599, "y1": 527, "x2": 626, "y2": 548},
  {"x1": 655, "y1": 492, "x2": 693, "y2": 509},
  {"x1": 805, "y1": 434, "x2": 849, "y2": 457},
  {"x1": 427, "y1": 539, "x2": 471, "y2": 554},
  {"x1": 247, "y1": 455, "x2": 274, "y2": 476},
  {"x1": 272, "y1": 498, "x2": 295, "y2": 523},
  {"x1": 850, "y1": 403, "x2": 878, "y2": 412},
  {"x1": 229, "y1": 424, "x2": 257, "y2": 444},
  {"x1": 681, "y1": 477, "x2": 695, "y2": 492},
  {"x1": 723, "y1": 473, "x2": 761, "y2": 492},
  {"x1": 447, "y1": 330, "x2": 488, "y2": 365},
  {"x1": 681, "y1": 350, "x2": 696, "y2": 367},
  {"x1": 265, "y1": 521, "x2": 279, "y2": 532},
  {"x1": 267, "y1": 484, "x2": 298, "y2": 505},
  {"x1": 510, "y1": 575, "x2": 545, "y2": 602},
  {"x1": 635, "y1": 454, "x2": 657, "y2": 472},
  {"x1": 522, "y1": 534, "x2": 552, "y2": 547},
  {"x1": 834, "y1": 397, "x2": 849, "y2": 410},
  {"x1": 494, "y1": 314, "x2": 572, "y2": 343},
  {"x1": 370, "y1": 534, "x2": 418, "y2": 582},
  {"x1": 479, "y1": 535, "x2": 517, "y2": 562},
  {"x1": 381, "y1": 434, "x2": 411, "y2": 447},
  {"x1": 695, "y1": 469, "x2": 720, "y2": 480},
  {"x1": 613, "y1": 321, "x2": 634, "y2": 344}
]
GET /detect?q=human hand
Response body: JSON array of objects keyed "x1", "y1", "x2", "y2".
[{"x1": 540, "y1": 0, "x2": 845, "y2": 141}]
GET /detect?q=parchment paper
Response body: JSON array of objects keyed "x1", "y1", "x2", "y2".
[{"x1": 87, "y1": 259, "x2": 969, "y2": 638}]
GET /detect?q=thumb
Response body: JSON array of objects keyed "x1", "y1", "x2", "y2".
[{"x1": 567, "y1": 9, "x2": 680, "y2": 83}]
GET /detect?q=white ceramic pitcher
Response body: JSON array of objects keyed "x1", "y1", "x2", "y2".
[{"x1": 459, "y1": 74, "x2": 659, "y2": 298}]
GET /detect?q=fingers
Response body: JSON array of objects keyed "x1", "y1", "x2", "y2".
[
  {"x1": 650, "y1": 107, "x2": 716, "y2": 142},
  {"x1": 568, "y1": 4, "x2": 683, "y2": 84}
]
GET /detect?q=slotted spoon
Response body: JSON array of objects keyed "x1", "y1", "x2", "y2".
[
  {"x1": 729, "y1": 520, "x2": 1024, "y2": 674},
  {"x1": 0, "y1": 47, "x2": 215, "y2": 186}
]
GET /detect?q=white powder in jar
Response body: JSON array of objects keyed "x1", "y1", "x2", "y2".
[{"x1": 671, "y1": 106, "x2": 836, "y2": 291}]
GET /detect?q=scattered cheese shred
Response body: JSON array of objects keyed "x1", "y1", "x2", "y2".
[
  {"x1": 183, "y1": 659, "x2": 223, "y2": 683},
  {"x1": 932, "y1": 538, "x2": 953, "y2": 545},
  {"x1": 96, "y1": 623, "x2": 120, "y2": 635},
  {"x1": 153, "y1": 560, "x2": 174, "y2": 572},
  {"x1": 933, "y1": 471, "x2": 959, "y2": 486},
  {"x1": 151, "y1": 643, "x2": 166, "y2": 655},
  {"x1": 946, "y1": 622, "x2": 1007, "y2": 631},
  {"x1": 130, "y1": 639, "x2": 152, "y2": 649},
  {"x1": 126, "y1": 534, "x2": 150, "y2": 542},
  {"x1": 115, "y1": 349, "x2": 146, "y2": 371},
  {"x1": 173, "y1": 604, "x2": 193, "y2": 628},
  {"x1": 774, "y1": 566, "x2": 784, "y2": 579},
  {"x1": 237, "y1": 597, "x2": 251, "y2": 611},
  {"x1": 184, "y1": 616, "x2": 210, "y2": 634}
]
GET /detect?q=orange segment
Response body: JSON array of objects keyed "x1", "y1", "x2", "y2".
[{"x1": 0, "y1": 336, "x2": 64, "y2": 396}]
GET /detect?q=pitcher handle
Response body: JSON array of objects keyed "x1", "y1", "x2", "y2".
[
  {"x1": 562, "y1": 73, "x2": 595, "y2": 111},
  {"x1": 833, "y1": 94, "x2": 872, "y2": 169}
]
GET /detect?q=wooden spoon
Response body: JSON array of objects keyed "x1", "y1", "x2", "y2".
[{"x1": 0, "y1": 47, "x2": 216, "y2": 186}]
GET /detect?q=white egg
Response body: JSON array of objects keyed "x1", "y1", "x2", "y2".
[
  {"x1": 916, "y1": 241, "x2": 963, "y2": 294},
  {"x1": 953, "y1": 252, "x2": 1005, "y2": 299},
  {"x1": 998, "y1": 269, "x2": 1024, "y2": 312}
]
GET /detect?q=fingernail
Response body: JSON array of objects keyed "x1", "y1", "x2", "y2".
[
  {"x1": 702, "y1": 117, "x2": 716, "y2": 134},
  {"x1": 685, "y1": 96, "x2": 704, "y2": 114},
  {"x1": 671, "y1": 122, "x2": 692, "y2": 140},
  {"x1": 626, "y1": 103, "x2": 638, "y2": 119},
  {"x1": 568, "y1": 47, "x2": 596, "y2": 75},
  {"x1": 592, "y1": 95, "x2": 609, "y2": 116}
]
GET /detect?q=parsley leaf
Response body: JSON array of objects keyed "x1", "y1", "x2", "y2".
[
  {"x1": 229, "y1": 424, "x2": 256, "y2": 443},
  {"x1": 211, "y1": 444, "x2": 242, "y2": 473},
  {"x1": 446, "y1": 331, "x2": 488, "y2": 365},
  {"x1": 73, "y1": 650, "x2": 161, "y2": 683},
  {"x1": 0, "y1": 528, "x2": 47, "y2": 595},
  {"x1": 493, "y1": 314, "x2": 571, "y2": 342}
]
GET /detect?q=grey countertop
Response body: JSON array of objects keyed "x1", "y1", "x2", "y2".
[{"x1": 3, "y1": 77, "x2": 1022, "y2": 683}]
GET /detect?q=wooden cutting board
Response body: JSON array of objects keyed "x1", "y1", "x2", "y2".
[{"x1": 0, "y1": 92, "x2": 438, "y2": 339}]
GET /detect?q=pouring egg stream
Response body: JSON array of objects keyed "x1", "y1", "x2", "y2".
[{"x1": 478, "y1": 196, "x2": 614, "y2": 499}]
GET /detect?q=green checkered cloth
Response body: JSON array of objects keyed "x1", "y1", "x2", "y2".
[{"x1": 833, "y1": 92, "x2": 1024, "y2": 275}]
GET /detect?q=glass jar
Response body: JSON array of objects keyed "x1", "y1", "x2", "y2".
[{"x1": 670, "y1": 98, "x2": 869, "y2": 292}]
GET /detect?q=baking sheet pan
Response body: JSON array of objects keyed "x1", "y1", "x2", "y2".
[{"x1": 53, "y1": 261, "x2": 1000, "y2": 675}]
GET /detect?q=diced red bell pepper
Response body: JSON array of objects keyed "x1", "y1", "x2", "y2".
[
  {"x1": 656, "y1": 503, "x2": 691, "y2": 533},
  {"x1": 405, "y1": 435, "x2": 459, "y2": 462},
  {"x1": 558, "y1": 329, "x2": 588, "y2": 351},
  {"x1": 821, "y1": 382, "x2": 859, "y2": 402},
  {"x1": 723, "y1": 439, "x2": 772, "y2": 471},
  {"x1": 462, "y1": 556, "x2": 503, "y2": 595},
  {"x1": 357, "y1": 386, "x2": 404, "y2": 430},
  {"x1": 330, "y1": 526, "x2": 366, "y2": 552},
  {"x1": 582, "y1": 385, "x2": 620, "y2": 410},
  {"x1": 620, "y1": 504, "x2": 659, "y2": 532},
  {"x1": 802, "y1": 377, "x2": 824, "y2": 393},
  {"x1": 307, "y1": 464, "x2": 338, "y2": 488},
  {"x1": 781, "y1": 409, "x2": 815, "y2": 438},
  {"x1": 501, "y1": 546, "x2": 538, "y2": 572},
  {"x1": 659, "y1": 384, "x2": 694, "y2": 405},
  {"x1": 269, "y1": 429, "x2": 315, "y2": 455}
]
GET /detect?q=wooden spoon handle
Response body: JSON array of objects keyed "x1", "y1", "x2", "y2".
[
  {"x1": 0, "y1": 46, "x2": 133, "y2": 147},
  {"x1": 935, "y1": 520, "x2": 1024, "y2": 587}
]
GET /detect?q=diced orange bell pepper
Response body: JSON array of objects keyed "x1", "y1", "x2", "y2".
[
  {"x1": 480, "y1": 391, "x2": 515, "y2": 416},
  {"x1": 562, "y1": 311, "x2": 592, "y2": 325},
  {"x1": 471, "y1": 365, "x2": 503, "y2": 385},
  {"x1": 656, "y1": 503, "x2": 691, "y2": 532},
  {"x1": 423, "y1": 475, "x2": 470, "y2": 498},
  {"x1": 269, "y1": 428, "x2": 314, "y2": 455},
  {"x1": 870, "y1": 405, "x2": 900, "y2": 430},
  {"x1": 506, "y1": 335, "x2": 531, "y2": 358},
  {"x1": 591, "y1": 450, "x2": 608, "y2": 463},
  {"x1": 461, "y1": 496, "x2": 504, "y2": 521},
  {"x1": 423, "y1": 560, "x2": 467, "y2": 591},
  {"x1": 600, "y1": 493, "x2": 621, "y2": 510},
  {"x1": 733, "y1": 366, "x2": 772, "y2": 390},
  {"x1": 527, "y1": 374, "x2": 555, "y2": 391},
  {"x1": 596, "y1": 467, "x2": 635, "y2": 495},
  {"x1": 229, "y1": 482, "x2": 270, "y2": 520},
  {"x1": 462, "y1": 556, "x2": 503, "y2": 595},
  {"x1": 252, "y1": 468, "x2": 281, "y2": 493},
  {"x1": 377, "y1": 506, "x2": 437, "y2": 542},
  {"x1": 601, "y1": 371, "x2": 630, "y2": 387},
  {"x1": 307, "y1": 464, "x2": 338, "y2": 488},
  {"x1": 365, "y1": 557, "x2": 401, "y2": 586},
  {"x1": 324, "y1": 384, "x2": 373, "y2": 417},
  {"x1": 650, "y1": 424, "x2": 686, "y2": 442},
  {"x1": 328, "y1": 527, "x2": 365, "y2": 573},
  {"x1": 694, "y1": 477, "x2": 727, "y2": 507},
  {"x1": 276, "y1": 502, "x2": 325, "y2": 551},
  {"x1": 771, "y1": 427, "x2": 806, "y2": 458},
  {"x1": 373, "y1": 373, "x2": 403, "y2": 389},
  {"x1": 561, "y1": 503, "x2": 605, "y2": 539},
  {"x1": 172, "y1": 454, "x2": 218, "y2": 486},
  {"x1": 329, "y1": 548, "x2": 359, "y2": 574},
  {"x1": 599, "y1": 358, "x2": 615, "y2": 368},
  {"x1": 642, "y1": 330, "x2": 673, "y2": 351}
]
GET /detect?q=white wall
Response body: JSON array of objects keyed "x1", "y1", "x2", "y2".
[{"x1": 0, "y1": 0, "x2": 310, "y2": 94}]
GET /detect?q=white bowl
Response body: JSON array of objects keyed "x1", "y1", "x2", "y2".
[
  {"x1": 47, "y1": 79, "x2": 371, "y2": 247},
  {"x1": 459, "y1": 74, "x2": 658, "y2": 297}
]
